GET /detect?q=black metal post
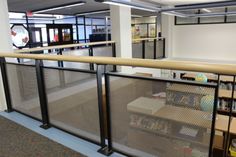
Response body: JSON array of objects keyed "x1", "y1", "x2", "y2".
[
  {"x1": 35, "y1": 59, "x2": 50, "y2": 129},
  {"x1": 83, "y1": 16, "x2": 87, "y2": 44},
  {"x1": 96, "y1": 65, "x2": 111, "y2": 155},
  {"x1": 57, "y1": 49, "x2": 64, "y2": 67},
  {"x1": 104, "y1": 74, "x2": 113, "y2": 155},
  {"x1": 0, "y1": 58, "x2": 13, "y2": 113},
  {"x1": 25, "y1": 13, "x2": 32, "y2": 49},
  {"x1": 163, "y1": 38, "x2": 166, "y2": 58},
  {"x1": 224, "y1": 76, "x2": 236, "y2": 157},
  {"x1": 111, "y1": 43, "x2": 117, "y2": 72},
  {"x1": 209, "y1": 74, "x2": 220, "y2": 157},
  {"x1": 89, "y1": 46, "x2": 94, "y2": 71},
  {"x1": 142, "y1": 40, "x2": 145, "y2": 59},
  {"x1": 153, "y1": 39, "x2": 157, "y2": 59},
  {"x1": 75, "y1": 16, "x2": 79, "y2": 43}
]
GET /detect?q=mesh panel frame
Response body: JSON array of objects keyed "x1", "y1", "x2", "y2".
[
  {"x1": 44, "y1": 68, "x2": 101, "y2": 143},
  {"x1": 6, "y1": 63, "x2": 42, "y2": 119},
  {"x1": 107, "y1": 74, "x2": 217, "y2": 157}
]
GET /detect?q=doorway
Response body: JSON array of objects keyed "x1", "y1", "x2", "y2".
[{"x1": 46, "y1": 24, "x2": 73, "y2": 46}]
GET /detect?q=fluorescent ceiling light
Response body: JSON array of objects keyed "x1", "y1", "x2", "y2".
[
  {"x1": 33, "y1": 2, "x2": 86, "y2": 14},
  {"x1": 100, "y1": 0, "x2": 159, "y2": 12},
  {"x1": 132, "y1": 15, "x2": 143, "y2": 18},
  {"x1": 76, "y1": 10, "x2": 110, "y2": 16},
  {"x1": 162, "y1": 11, "x2": 187, "y2": 18},
  {"x1": 202, "y1": 8, "x2": 211, "y2": 13}
]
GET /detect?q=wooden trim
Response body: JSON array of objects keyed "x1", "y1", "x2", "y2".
[
  {"x1": 14, "y1": 41, "x2": 115, "y2": 53},
  {"x1": 2, "y1": 53, "x2": 236, "y2": 75},
  {"x1": 132, "y1": 37, "x2": 163, "y2": 42}
]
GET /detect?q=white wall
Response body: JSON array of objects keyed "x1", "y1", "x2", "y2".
[
  {"x1": 162, "y1": 15, "x2": 236, "y2": 61},
  {"x1": 0, "y1": 0, "x2": 13, "y2": 111}
]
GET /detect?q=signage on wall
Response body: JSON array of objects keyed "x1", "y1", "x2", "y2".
[{"x1": 11, "y1": 24, "x2": 29, "y2": 48}]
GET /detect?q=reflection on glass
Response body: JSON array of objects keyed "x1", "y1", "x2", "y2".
[
  {"x1": 49, "y1": 28, "x2": 59, "y2": 42},
  {"x1": 62, "y1": 29, "x2": 71, "y2": 41}
]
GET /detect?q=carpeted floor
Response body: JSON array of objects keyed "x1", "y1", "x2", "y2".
[{"x1": 0, "y1": 116, "x2": 86, "y2": 157}]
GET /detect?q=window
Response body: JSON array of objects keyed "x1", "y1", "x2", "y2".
[{"x1": 175, "y1": 7, "x2": 236, "y2": 25}]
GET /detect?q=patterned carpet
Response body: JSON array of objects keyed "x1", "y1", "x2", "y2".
[{"x1": 0, "y1": 116, "x2": 86, "y2": 157}]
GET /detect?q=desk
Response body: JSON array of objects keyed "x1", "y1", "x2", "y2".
[{"x1": 182, "y1": 73, "x2": 234, "y2": 83}]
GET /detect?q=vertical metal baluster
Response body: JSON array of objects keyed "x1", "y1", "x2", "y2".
[
  {"x1": 209, "y1": 74, "x2": 220, "y2": 157},
  {"x1": 96, "y1": 64, "x2": 111, "y2": 155},
  {"x1": 35, "y1": 59, "x2": 50, "y2": 129},
  {"x1": 142, "y1": 40, "x2": 145, "y2": 59},
  {"x1": 224, "y1": 76, "x2": 236, "y2": 157},
  {"x1": 0, "y1": 57, "x2": 12, "y2": 113},
  {"x1": 89, "y1": 46, "x2": 94, "y2": 71},
  {"x1": 112, "y1": 43, "x2": 117, "y2": 72}
]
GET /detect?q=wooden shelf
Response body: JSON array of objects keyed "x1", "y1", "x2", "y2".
[
  {"x1": 182, "y1": 73, "x2": 234, "y2": 83},
  {"x1": 219, "y1": 89, "x2": 236, "y2": 100},
  {"x1": 130, "y1": 124, "x2": 209, "y2": 147},
  {"x1": 128, "y1": 104, "x2": 212, "y2": 129},
  {"x1": 217, "y1": 109, "x2": 236, "y2": 117},
  {"x1": 166, "y1": 84, "x2": 213, "y2": 95}
]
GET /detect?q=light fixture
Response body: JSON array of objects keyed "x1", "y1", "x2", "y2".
[
  {"x1": 202, "y1": 8, "x2": 211, "y2": 13},
  {"x1": 76, "y1": 10, "x2": 110, "y2": 16},
  {"x1": 131, "y1": 15, "x2": 143, "y2": 18},
  {"x1": 95, "y1": 0, "x2": 159, "y2": 12},
  {"x1": 32, "y1": 1, "x2": 86, "y2": 14},
  {"x1": 162, "y1": 11, "x2": 187, "y2": 18}
]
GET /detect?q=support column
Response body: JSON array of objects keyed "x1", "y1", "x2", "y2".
[
  {"x1": 161, "y1": 14, "x2": 174, "y2": 58},
  {"x1": 0, "y1": 0, "x2": 13, "y2": 111},
  {"x1": 110, "y1": 5, "x2": 132, "y2": 73}
]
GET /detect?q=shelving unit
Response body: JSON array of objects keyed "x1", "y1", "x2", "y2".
[{"x1": 127, "y1": 93, "x2": 213, "y2": 157}]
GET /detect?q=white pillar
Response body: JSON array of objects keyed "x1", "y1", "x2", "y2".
[
  {"x1": 0, "y1": 0, "x2": 13, "y2": 111},
  {"x1": 110, "y1": 5, "x2": 132, "y2": 73},
  {"x1": 161, "y1": 14, "x2": 174, "y2": 58}
]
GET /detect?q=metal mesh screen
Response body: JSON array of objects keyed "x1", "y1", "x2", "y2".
[
  {"x1": 132, "y1": 43, "x2": 143, "y2": 58},
  {"x1": 93, "y1": 46, "x2": 113, "y2": 72},
  {"x1": 44, "y1": 68, "x2": 101, "y2": 143},
  {"x1": 6, "y1": 64, "x2": 42, "y2": 119},
  {"x1": 108, "y1": 75, "x2": 216, "y2": 157},
  {"x1": 156, "y1": 40, "x2": 164, "y2": 58},
  {"x1": 145, "y1": 41, "x2": 154, "y2": 59}
]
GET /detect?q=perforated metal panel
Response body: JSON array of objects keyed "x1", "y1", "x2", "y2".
[
  {"x1": 145, "y1": 41, "x2": 154, "y2": 59},
  {"x1": 44, "y1": 68, "x2": 101, "y2": 143},
  {"x1": 132, "y1": 43, "x2": 143, "y2": 58},
  {"x1": 107, "y1": 75, "x2": 216, "y2": 157},
  {"x1": 156, "y1": 40, "x2": 164, "y2": 58},
  {"x1": 6, "y1": 64, "x2": 42, "y2": 119},
  {"x1": 93, "y1": 46, "x2": 114, "y2": 72}
]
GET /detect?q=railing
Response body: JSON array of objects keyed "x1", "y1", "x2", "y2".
[
  {"x1": 14, "y1": 41, "x2": 117, "y2": 72},
  {"x1": 132, "y1": 37, "x2": 165, "y2": 59},
  {"x1": 0, "y1": 53, "x2": 235, "y2": 157}
]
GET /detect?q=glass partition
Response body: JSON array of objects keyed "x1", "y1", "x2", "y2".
[
  {"x1": 106, "y1": 73, "x2": 217, "y2": 157},
  {"x1": 6, "y1": 63, "x2": 42, "y2": 119},
  {"x1": 44, "y1": 68, "x2": 101, "y2": 143}
]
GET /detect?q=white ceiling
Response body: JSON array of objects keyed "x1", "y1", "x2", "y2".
[
  {"x1": 7, "y1": 0, "x2": 233, "y2": 16},
  {"x1": 145, "y1": 0, "x2": 229, "y2": 5}
]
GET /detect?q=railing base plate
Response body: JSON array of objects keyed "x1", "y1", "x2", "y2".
[
  {"x1": 98, "y1": 146, "x2": 113, "y2": 156},
  {"x1": 40, "y1": 124, "x2": 51, "y2": 130},
  {"x1": 5, "y1": 109, "x2": 13, "y2": 113}
]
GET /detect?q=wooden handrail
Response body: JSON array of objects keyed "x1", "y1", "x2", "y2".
[
  {"x1": 132, "y1": 37, "x2": 164, "y2": 42},
  {"x1": 14, "y1": 41, "x2": 115, "y2": 53},
  {"x1": 14, "y1": 38, "x2": 164, "y2": 53},
  {"x1": 1, "y1": 53, "x2": 236, "y2": 75}
]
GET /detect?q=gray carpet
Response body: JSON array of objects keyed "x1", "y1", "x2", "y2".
[{"x1": 0, "y1": 116, "x2": 86, "y2": 157}]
